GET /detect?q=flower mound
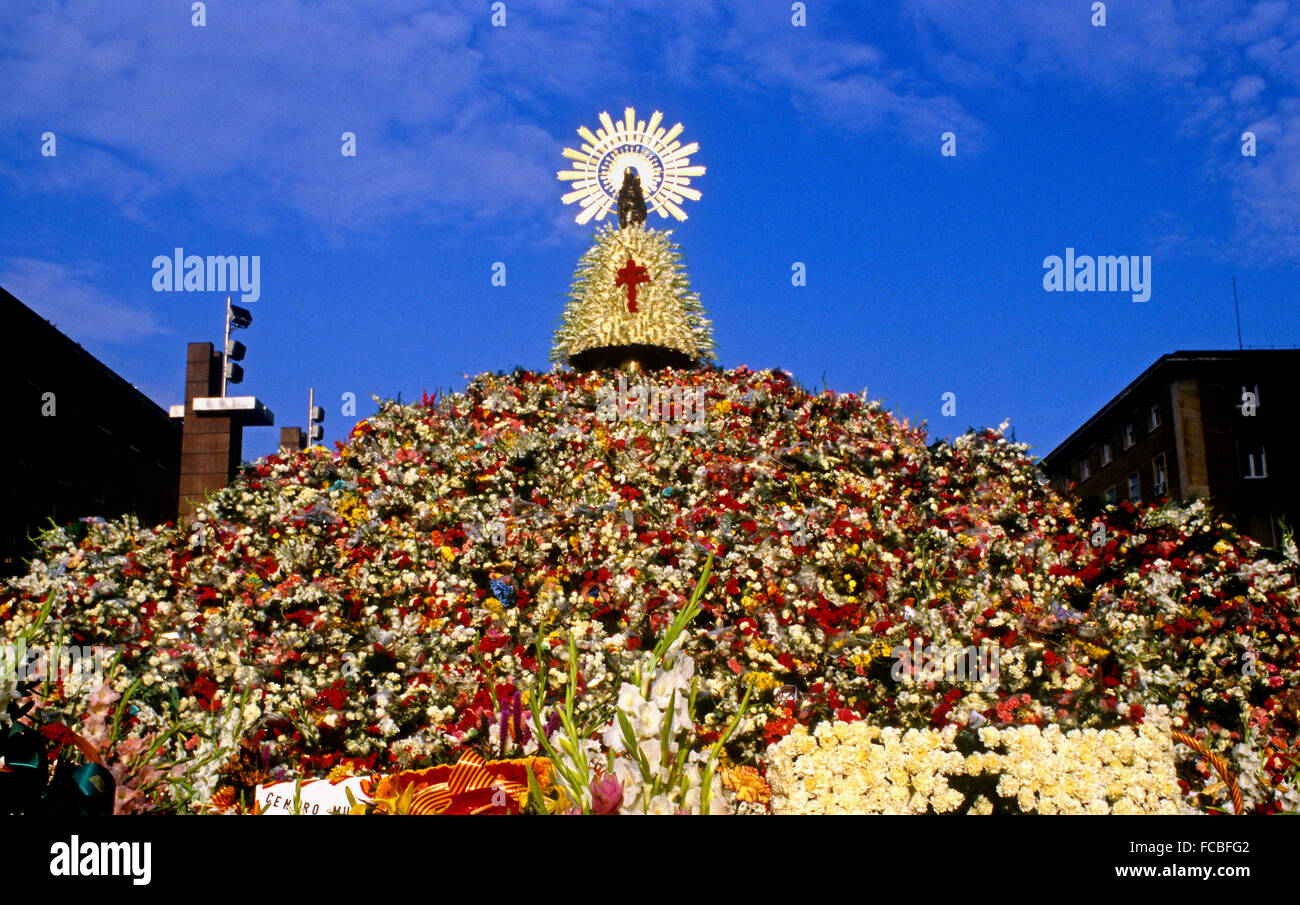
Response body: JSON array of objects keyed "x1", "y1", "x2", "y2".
[{"x1": 3, "y1": 366, "x2": 1299, "y2": 814}]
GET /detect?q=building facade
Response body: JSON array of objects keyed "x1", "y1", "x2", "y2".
[
  {"x1": 1041, "y1": 350, "x2": 1298, "y2": 546},
  {"x1": 2, "y1": 287, "x2": 181, "y2": 575}
]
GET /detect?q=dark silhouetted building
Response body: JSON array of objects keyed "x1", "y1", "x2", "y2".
[
  {"x1": 3, "y1": 286, "x2": 181, "y2": 574},
  {"x1": 1042, "y1": 350, "x2": 1299, "y2": 546}
]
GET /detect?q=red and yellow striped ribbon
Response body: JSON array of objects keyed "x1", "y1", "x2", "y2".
[{"x1": 406, "y1": 751, "x2": 529, "y2": 814}]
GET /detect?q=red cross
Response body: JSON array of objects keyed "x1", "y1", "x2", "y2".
[{"x1": 615, "y1": 258, "x2": 650, "y2": 312}]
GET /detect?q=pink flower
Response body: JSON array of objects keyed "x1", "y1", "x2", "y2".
[
  {"x1": 589, "y1": 773, "x2": 624, "y2": 815},
  {"x1": 87, "y1": 682, "x2": 120, "y2": 716}
]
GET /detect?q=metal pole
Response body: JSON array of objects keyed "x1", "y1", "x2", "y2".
[
  {"x1": 221, "y1": 296, "x2": 232, "y2": 397},
  {"x1": 307, "y1": 387, "x2": 315, "y2": 448},
  {"x1": 1232, "y1": 276, "x2": 1243, "y2": 351}
]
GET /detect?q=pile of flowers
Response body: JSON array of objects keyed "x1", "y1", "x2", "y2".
[{"x1": 2, "y1": 365, "x2": 1299, "y2": 814}]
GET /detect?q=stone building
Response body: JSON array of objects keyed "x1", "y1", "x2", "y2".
[{"x1": 1041, "y1": 350, "x2": 1298, "y2": 546}]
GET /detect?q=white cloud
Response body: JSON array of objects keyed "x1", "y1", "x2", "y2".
[
  {"x1": 0, "y1": 0, "x2": 985, "y2": 234},
  {"x1": 7, "y1": 0, "x2": 1292, "y2": 260},
  {"x1": 0, "y1": 258, "x2": 171, "y2": 345}
]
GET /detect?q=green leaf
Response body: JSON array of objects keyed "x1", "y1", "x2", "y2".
[
  {"x1": 558, "y1": 706, "x2": 589, "y2": 787},
  {"x1": 565, "y1": 634, "x2": 578, "y2": 716},
  {"x1": 529, "y1": 696, "x2": 585, "y2": 803},
  {"x1": 110, "y1": 678, "x2": 144, "y2": 744},
  {"x1": 20, "y1": 590, "x2": 56, "y2": 645},
  {"x1": 525, "y1": 761, "x2": 547, "y2": 815},
  {"x1": 658, "y1": 690, "x2": 677, "y2": 773},
  {"x1": 700, "y1": 761, "x2": 716, "y2": 815},
  {"x1": 654, "y1": 553, "x2": 712, "y2": 665},
  {"x1": 618, "y1": 710, "x2": 652, "y2": 786}
]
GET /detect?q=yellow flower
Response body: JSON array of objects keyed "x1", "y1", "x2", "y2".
[
  {"x1": 327, "y1": 763, "x2": 356, "y2": 783},
  {"x1": 742, "y1": 671, "x2": 779, "y2": 692}
]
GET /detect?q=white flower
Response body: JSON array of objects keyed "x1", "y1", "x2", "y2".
[{"x1": 647, "y1": 793, "x2": 678, "y2": 815}]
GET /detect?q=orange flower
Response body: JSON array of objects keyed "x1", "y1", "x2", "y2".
[{"x1": 721, "y1": 765, "x2": 771, "y2": 805}]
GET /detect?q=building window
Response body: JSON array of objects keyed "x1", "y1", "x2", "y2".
[
  {"x1": 1148, "y1": 404, "x2": 1161, "y2": 430},
  {"x1": 1152, "y1": 453, "x2": 1168, "y2": 497},
  {"x1": 1104, "y1": 486, "x2": 1117, "y2": 505},
  {"x1": 1123, "y1": 424, "x2": 1136, "y2": 449},
  {"x1": 1243, "y1": 445, "x2": 1268, "y2": 479},
  {"x1": 1080, "y1": 458, "x2": 1091, "y2": 481},
  {"x1": 1127, "y1": 472, "x2": 1141, "y2": 502},
  {"x1": 1100, "y1": 442, "x2": 1113, "y2": 466}
]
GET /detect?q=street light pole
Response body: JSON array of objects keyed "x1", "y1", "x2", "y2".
[{"x1": 221, "y1": 297, "x2": 232, "y2": 398}]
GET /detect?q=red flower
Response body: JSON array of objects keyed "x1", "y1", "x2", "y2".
[
  {"x1": 39, "y1": 722, "x2": 81, "y2": 755},
  {"x1": 191, "y1": 676, "x2": 221, "y2": 711}
]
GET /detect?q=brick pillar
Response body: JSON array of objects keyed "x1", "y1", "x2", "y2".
[
  {"x1": 280, "y1": 426, "x2": 305, "y2": 451},
  {"x1": 178, "y1": 343, "x2": 239, "y2": 518}
]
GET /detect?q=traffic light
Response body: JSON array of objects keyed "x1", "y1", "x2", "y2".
[
  {"x1": 224, "y1": 337, "x2": 246, "y2": 384},
  {"x1": 308, "y1": 388, "x2": 324, "y2": 445},
  {"x1": 222, "y1": 299, "x2": 254, "y2": 396}
]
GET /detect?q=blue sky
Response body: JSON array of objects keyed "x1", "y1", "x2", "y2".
[{"x1": 2, "y1": 0, "x2": 1298, "y2": 463}]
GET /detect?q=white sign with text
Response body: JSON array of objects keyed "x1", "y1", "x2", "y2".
[{"x1": 255, "y1": 776, "x2": 371, "y2": 815}]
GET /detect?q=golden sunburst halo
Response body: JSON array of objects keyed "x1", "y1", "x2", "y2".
[{"x1": 557, "y1": 107, "x2": 705, "y2": 225}]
